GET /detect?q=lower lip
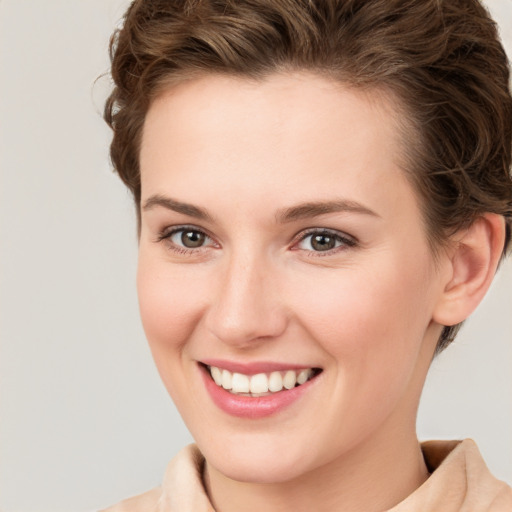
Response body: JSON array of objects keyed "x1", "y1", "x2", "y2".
[{"x1": 199, "y1": 365, "x2": 319, "y2": 419}]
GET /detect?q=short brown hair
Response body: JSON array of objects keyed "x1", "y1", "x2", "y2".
[{"x1": 104, "y1": 0, "x2": 512, "y2": 351}]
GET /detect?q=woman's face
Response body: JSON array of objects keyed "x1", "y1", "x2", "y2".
[{"x1": 138, "y1": 73, "x2": 447, "y2": 483}]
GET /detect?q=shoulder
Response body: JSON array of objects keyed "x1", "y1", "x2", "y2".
[
  {"x1": 421, "y1": 439, "x2": 512, "y2": 511},
  {"x1": 98, "y1": 444, "x2": 211, "y2": 512},
  {"x1": 99, "y1": 486, "x2": 162, "y2": 512},
  {"x1": 488, "y1": 483, "x2": 512, "y2": 511}
]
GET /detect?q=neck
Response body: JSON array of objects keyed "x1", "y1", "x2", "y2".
[{"x1": 204, "y1": 427, "x2": 430, "y2": 512}]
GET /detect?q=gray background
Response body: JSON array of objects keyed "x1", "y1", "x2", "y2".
[{"x1": 0, "y1": 1, "x2": 511, "y2": 511}]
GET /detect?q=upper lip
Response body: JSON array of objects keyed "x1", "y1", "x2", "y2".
[{"x1": 200, "y1": 359, "x2": 320, "y2": 375}]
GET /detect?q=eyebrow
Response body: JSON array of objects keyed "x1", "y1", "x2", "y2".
[
  {"x1": 142, "y1": 194, "x2": 213, "y2": 221},
  {"x1": 142, "y1": 194, "x2": 379, "y2": 223},
  {"x1": 275, "y1": 200, "x2": 380, "y2": 223}
]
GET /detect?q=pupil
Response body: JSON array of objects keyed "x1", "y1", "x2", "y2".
[
  {"x1": 181, "y1": 230, "x2": 205, "y2": 248},
  {"x1": 312, "y1": 234, "x2": 335, "y2": 251}
]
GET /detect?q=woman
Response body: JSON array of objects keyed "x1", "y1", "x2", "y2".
[{"x1": 101, "y1": 0, "x2": 512, "y2": 510}]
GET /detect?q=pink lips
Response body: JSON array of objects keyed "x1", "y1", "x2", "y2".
[{"x1": 199, "y1": 361, "x2": 320, "y2": 419}]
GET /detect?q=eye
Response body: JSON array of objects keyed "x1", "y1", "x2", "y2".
[
  {"x1": 295, "y1": 229, "x2": 356, "y2": 253},
  {"x1": 156, "y1": 225, "x2": 216, "y2": 253},
  {"x1": 170, "y1": 228, "x2": 207, "y2": 248}
]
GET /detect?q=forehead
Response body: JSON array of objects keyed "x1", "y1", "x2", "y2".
[
  {"x1": 140, "y1": 72, "x2": 417, "y2": 222},
  {"x1": 142, "y1": 71, "x2": 402, "y2": 155}
]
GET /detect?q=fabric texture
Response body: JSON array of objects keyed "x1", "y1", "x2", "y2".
[{"x1": 100, "y1": 439, "x2": 512, "y2": 511}]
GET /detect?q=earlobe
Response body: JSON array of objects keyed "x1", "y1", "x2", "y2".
[{"x1": 433, "y1": 213, "x2": 506, "y2": 327}]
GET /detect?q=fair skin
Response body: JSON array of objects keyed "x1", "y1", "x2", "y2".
[{"x1": 137, "y1": 72, "x2": 505, "y2": 512}]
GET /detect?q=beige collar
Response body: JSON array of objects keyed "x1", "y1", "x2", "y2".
[{"x1": 388, "y1": 439, "x2": 512, "y2": 511}]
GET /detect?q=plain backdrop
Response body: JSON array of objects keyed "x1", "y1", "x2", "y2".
[{"x1": 0, "y1": 1, "x2": 511, "y2": 511}]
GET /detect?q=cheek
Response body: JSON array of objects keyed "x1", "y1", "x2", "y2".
[
  {"x1": 294, "y1": 265, "x2": 431, "y2": 347},
  {"x1": 136, "y1": 257, "x2": 213, "y2": 419},
  {"x1": 136, "y1": 255, "x2": 206, "y2": 363},
  {"x1": 288, "y1": 257, "x2": 434, "y2": 401}
]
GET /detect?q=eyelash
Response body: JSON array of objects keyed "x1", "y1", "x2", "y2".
[
  {"x1": 155, "y1": 225, "x2": 357, "y2": 257},
  {"x1": 292, "y1": 228, "x2": 357, "y2": 257},
  {"x1": 156, "y1": 225, "x2": 216, "y2": 255}
]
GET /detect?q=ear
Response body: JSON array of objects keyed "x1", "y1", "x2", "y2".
[{"x1": 433, "y1": 213, "x2": 506, "y2": 327}]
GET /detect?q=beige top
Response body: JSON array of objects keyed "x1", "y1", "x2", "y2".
[{"x1": 101, "y1": 439, "x2": 512, "y2": 511}]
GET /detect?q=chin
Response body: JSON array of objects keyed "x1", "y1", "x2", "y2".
[
  {"x1": 211, "y1": 455, "x2": 309, "y2": 484},
  {"x1": 199, "y1": 434, "x2": 319, "y2": 484}
]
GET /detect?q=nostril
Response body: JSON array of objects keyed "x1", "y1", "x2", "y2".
[
  {"x1": 204, "y1": 315, "x2": 288, "y2": 348},
  {"x1": 203, "y1": 268, "x2": 288, "y2": 346}
]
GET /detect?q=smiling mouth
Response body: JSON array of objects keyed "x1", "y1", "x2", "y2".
[{"x1": 203, "y1": 364, "x2": 323, "y2": 397}]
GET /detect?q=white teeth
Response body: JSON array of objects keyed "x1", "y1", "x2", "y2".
[
  {"x1": 221, "y1": 369, "x2": 232, "y2": 390},
  {"x1": 249, "y1": 373, "x2": 268, "y2": 394},
  {"x1": 283, "y1": 370, "x2": 296, "y2": 390},
  {"x1": 231, "y1": 373, "x2": 250, "y2": 393},
  {"x1": 211, "y1": 366, "x2": 222, "y2": 386},
  {"x1": 297, "y1": 369, "x2": 309, "y2": 385},
  {"x1": 208, "y1": 366, "x2": 316, "y2": 395},
  {"x1": 268, "y1": 371, "x2": 283, "y2": 392}
]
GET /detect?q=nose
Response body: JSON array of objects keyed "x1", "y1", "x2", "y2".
[{"x1": 203, "y1": 249, "x2": 288, "y2": 348}]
